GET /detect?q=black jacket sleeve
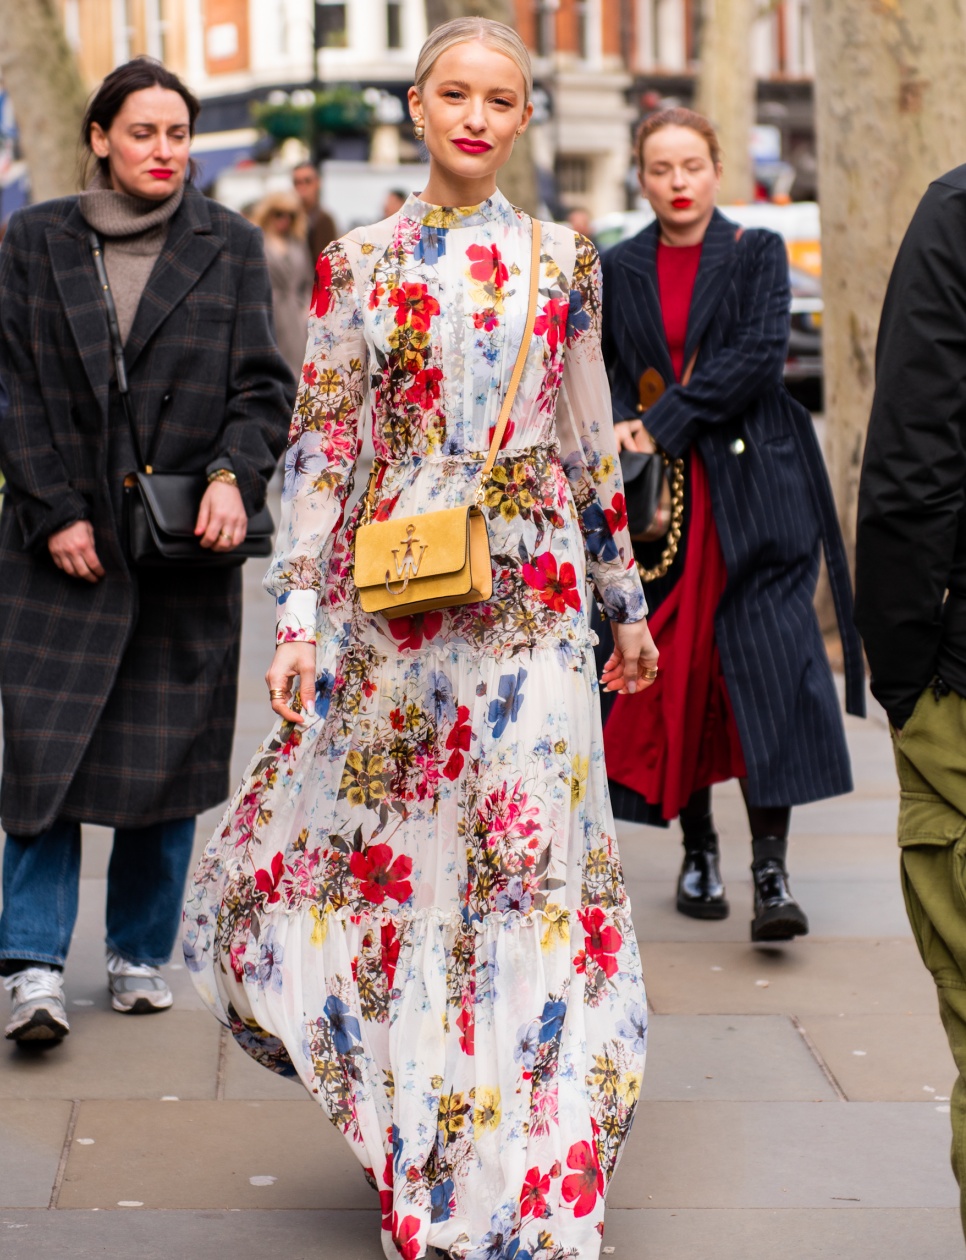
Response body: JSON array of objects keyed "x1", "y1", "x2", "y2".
[
  {"x1": 855, "y1": 176, "x2": 966, "y2": 726},
  {"x1": 600, "y1": 245, "x2": 641, "y2": 425}
]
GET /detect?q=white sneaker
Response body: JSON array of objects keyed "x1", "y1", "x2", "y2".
[
  {"x1": 106, "y1": 950, "x2": 173, "y2": 1014},
  {"x1": 4, "y1": 967, "x2": 70, "y2": 1041}
]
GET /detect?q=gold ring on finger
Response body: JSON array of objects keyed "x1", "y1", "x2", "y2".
[{"x1": 269, "y1": 688, "x2": 289, "y2": 699}]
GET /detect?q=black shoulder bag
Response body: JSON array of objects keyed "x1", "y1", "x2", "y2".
[{"x1": 88, "y1": 230, "x2": 274, "y2": 568}]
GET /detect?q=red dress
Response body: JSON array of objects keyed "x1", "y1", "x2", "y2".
[{"x1": 603, "y1": 241, "x2": 747, "y2": 820}]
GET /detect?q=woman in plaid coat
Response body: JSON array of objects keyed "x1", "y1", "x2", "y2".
[{"x1": 0, "y1": 59, "x2": 291, "y2": 1041}]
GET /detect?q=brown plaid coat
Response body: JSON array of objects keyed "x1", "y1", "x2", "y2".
[{"x1": 0, "y1": 186, "x2": 294, "y2": 835}]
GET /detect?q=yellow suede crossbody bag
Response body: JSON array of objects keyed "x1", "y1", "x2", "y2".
[{"x1": 354, "y1": 218, "x2": 542, "y2": 619}]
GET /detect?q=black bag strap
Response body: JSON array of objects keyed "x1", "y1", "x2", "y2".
[{"x1": 87, "y1": 229, "x2": 151, "y2": 473}]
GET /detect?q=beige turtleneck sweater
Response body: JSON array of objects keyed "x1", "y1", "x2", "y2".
[{"x1": 78, "y1": 170, "x2": 185, "y2": 344}]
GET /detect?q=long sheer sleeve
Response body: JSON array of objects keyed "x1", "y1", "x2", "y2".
[
  {"x1": 264, "y1": 239, "x2": 367, "y2": 643},
  {"x1": 555, "y1": 238, "x2": 647, "y2": 624}
]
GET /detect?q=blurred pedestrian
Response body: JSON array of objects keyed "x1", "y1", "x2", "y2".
[
  {"x1": 382, "y1": 186, "x2": 407, "y2": 217},
  {"x1": 292, "y1": 160, "x2": 337, "y2": 264},
  {"x1": 184, "y1": 18, "x2": 654, "y2": 1260},
  {"x1": 598, "y1": 108, "x2": 865, "y2": 940},
  {"x1": 566, "y1": 205, "x2": 594, "y2": 241},
  {"x1": 855, "y1": 164, "x2": 966, "y2": 1239},
  {"x1": 0, "y1": 57, "x2": 291, "y2": 1043},
  {"x1": 250, "y1": 190, "x2": 315, "y2": 380}
]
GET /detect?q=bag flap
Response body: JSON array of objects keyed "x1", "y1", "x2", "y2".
[
  {"x1": 619, "y1": 450, "x2": 661, "y2": 485},
  {"x1": 135, "y1": 472, "x2": 206, "y2": 539},
  {"x1": 354, "y1": 506, "x2": 470, "y2": 588}
]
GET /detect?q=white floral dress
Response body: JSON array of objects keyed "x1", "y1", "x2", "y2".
[{"x1": 184, "y1": 191, "x2": 648, "y2": 1260}]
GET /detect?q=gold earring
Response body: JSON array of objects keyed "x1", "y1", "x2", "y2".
[{"x1": 413, "y1": 120, "x2": 425, "y2": 140}]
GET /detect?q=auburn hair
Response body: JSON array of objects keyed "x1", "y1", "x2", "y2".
[{"x1": 635, "y1": 108, "x2": 722, "y2": 172}]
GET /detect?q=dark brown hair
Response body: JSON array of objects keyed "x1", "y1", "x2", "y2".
[
  {"x1": 635, "y1": 107, "x2": 722, "y2": 173},
  {"x1": 80, "y1": 57, "x2": 201, "y2": 185}
]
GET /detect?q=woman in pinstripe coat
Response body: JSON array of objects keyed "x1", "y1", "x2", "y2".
[{"x1": 597, "y1": 109, "x2": 864, "y2": 941}]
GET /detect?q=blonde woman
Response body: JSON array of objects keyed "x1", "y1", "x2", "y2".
[
  {"x1": 185, "y1": 19, "x2": 655, "y2": 1259},
  {"x1": 251, "y1": 189, "x2": 314, "y2": 378}
]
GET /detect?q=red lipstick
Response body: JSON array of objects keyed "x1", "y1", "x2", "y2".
[
  {"x1": 671, "y1": 197, "x2": 693, "y2": 209},
  {"x1": 149, "y1": 169, "x2": 174, "y2": 179},
  {"x1": 452, "y1": 139, "x2": 492, "y2": 154}
]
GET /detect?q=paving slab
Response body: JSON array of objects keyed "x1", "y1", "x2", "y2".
[
  {"x1": 609, "y1": 1100, "x2": 959, "y2": 1209},
  {"x1": 0, "y1": 1010, "x2": 219, "y2": 1101},
  {"x1": 800, "y1": 1013, "x2": 954, "y2": 1102},
  {"x1": 603, "y1": 1207, "x2": 965, "y2": 1259},
  {"x1": 57, "y1": 1101, "x2": 377, "y2": 1210},
  {"x1": 221, "y1": 1033, "x2": 314, "y2": 1101},
  {"x1": 0, "y1": 1099, "x2": 73, "y2": 1208},
  {"x1": 640, "y1": 939, "x2": 937, "y2": 1016},
  {"x1": 643, "y1": 1015, "x2": 837, "y2": 1101}
]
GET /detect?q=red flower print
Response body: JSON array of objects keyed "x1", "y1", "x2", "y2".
[
  {"x1": 473, "y1": 308, "x2": 500, "y2": 331},
  {"x1": 253, "y1": 852, "x2": 284, "y2": 905},
  {"x1": 467, "y1": 242, "x2": 509, "y2": 290},
  {"x1": 456, "y1": 997, "x2": 475, "y2": 1054},
  {"x1": 392, "y1": 1212, "x2": 421, "y2": 1260},
  {"x1": 487, "y1": 418, "x2": 515, "y2": 449},
  {"x1": 405, "y1": 366, "x2": 444, "y2": 410},
  {"x1": 381, "y1": 920, "x2": 400, "y2": 989},
  {"x1": 574, "y1": 906, "x2": 623, "y2": 979},
  {"x1": 521, "y1": 551, "x2": 582, "y2": 614},
  {"x1": 534, "y1": 297, "x2": 570, "y2": 351},
  {"x1": 349, "y1": 843, "x2": 414, "y2": 905},
  {"x1": 388, "y1": 282, "x2": 440, "y2": 333},
  {"x1": 310, "y1": 252, "x2": 332, "y2": 318},
  {"x1": 386, "y1": 611, "x2": 444, "y2": 651},
  {"x1": 302, "y1": 362, "x2": 318, "y2": 387},
  {"x1": 389, "y1": 708, "x2": 406, "y2": 732},
  {"x1": 369, "y1": 281, "x2": 386, "y2": 310},
  {"x1": 443, "y1": 705, "x2": 473, "y2": 781},
  {"x1": 561, "y1": 1139, "x2": 603, "y2": 1218},
  {"x1": 520, "y1": 1165, "x2": 551, "y2": 1218},
  {"x1": 604, "y1": 492, "x2": 628, "y2": 536}
]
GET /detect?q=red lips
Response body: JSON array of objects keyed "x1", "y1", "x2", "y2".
[
  {"x1": 452, "y1": 139, "x2": 492, "y2": 154},
  {"x1": 671, "y1": 198, "x2": 693, "y2": 209},
  {"x1": 149, "y1": 169, "x2": 174, "y2": 179}
]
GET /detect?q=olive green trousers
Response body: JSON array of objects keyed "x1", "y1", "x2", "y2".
[{"x1": 893, "y1": 687, "x2": 966, "y2": 1235}]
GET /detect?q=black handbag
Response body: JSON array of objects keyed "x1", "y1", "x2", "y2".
[
  {"x1": 88, "y1": 231, "x2": 274, "y2": 568},
  {"x1": 619, "y1": 449, "x2": 666, "y2": 540}
]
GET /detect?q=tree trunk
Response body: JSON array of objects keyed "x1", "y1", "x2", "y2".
[
  {"x1": 694, "y1": 0, "x2": 755, "y2": 203},
  {"x1": 0, "y1": 0, "x2": 88, "y2": 202},
  {"x1": 812, "y1": 0, "x2": 966, "y2": 573},
  {"x1": 423, "y1": 0, "x2": 539, "y2": 216}
]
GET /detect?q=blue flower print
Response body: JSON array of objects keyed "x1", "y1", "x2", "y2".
[
  {"x1": 565, "y1": 286, "x2": 591, "y2": 341},
  {"x1": 581, "y1": 502, "x2": 618, "y2": 562},
  {"x1": 427, "y1": 670, "x2": 457, "y2": 725},
  {"x1": 602, "y1": 584, "x2": 646, "y2": 623},
  {"x1": 392, "y1": 1122, "x2": 404, "y2": 1172},
  {"x1": 488, "y1": 667, "x2": 527, "y2": 739},
  {"x1": 495, "y1": 877, "x2": 533, "y2": 914},
  {"x1": 616, "y1": 1000, "x2": 648, "y2": 1055},
  {"x1": 323, "y1": 993, "x2": 362, "y2": 1056},
  {"x1": 513, "y1": 1017, "x2": 541, "y2": 1072},
  {"x1": 283, "y1": 440, "x2": 322, "y2": 501},
  {"x1": 539, "y1": 997, "x2": 567, "y2": 1046},
  {"x1": 247, "y1": 929, "x2": 285, "y2": 992},
  {"x1": 414, "y1": 225, "x2": 447, "y2": 265},
  {"x1": 315, "y1": 669, "x2": 335, "y2": 718},
  {"x1": 430, "y1": 1176, "x2": 455, "y2": 1222}
]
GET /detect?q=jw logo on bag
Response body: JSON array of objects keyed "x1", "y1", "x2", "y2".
[{"x1": 385, "y1": 524, "x2": 427, "y2": 595}]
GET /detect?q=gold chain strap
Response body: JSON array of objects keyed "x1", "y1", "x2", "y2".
[{"x1": 635, "y1": 454, "x2": 684, "y2": 583}]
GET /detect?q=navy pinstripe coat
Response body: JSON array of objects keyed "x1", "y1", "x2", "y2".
[
  {"x1": 0, "y1": 186, "x2": 292, "y2": 835},
  {"x1": 600, "y1": 210, "x2": 865, "y2": 810}
]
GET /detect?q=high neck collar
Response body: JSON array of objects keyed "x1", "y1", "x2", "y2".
[
  {"x1": 78, "y1": 168, "x2": 184, "y2": 239},
  {"x1": 400, "y1": 188, "x2": 519, "y2": 230}
]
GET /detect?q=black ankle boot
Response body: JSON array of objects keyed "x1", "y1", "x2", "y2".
[
  {"x1": 751, "y1": 859, "x2": 809, "y2": 942},
  {"x1": 676, "y1": 833, "x2": 729, "y2": 920}
]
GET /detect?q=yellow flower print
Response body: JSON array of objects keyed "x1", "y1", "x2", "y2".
[
  {"x1": 570, "y1": 754, "x2": 589, "y2": 809},
  {"x1": 473, "y1": 1085, "x2": 502, "y2": 1132},
  {"x1": 339, "y1": 749, "x2": 388, "y2": 808},
  {"x1": 483, "y1": 464, "x2": 536, "y2": 522},
  {"x1": 587, "y1": 1052, "x2": 621, "y2": 1097},
  {"x1": 591, "y1": 453, "x2": 615, "y2": 484},
  {"x1": 422, "y1": 205, "x2": 479, "y2": 228},
  {"x1": 540, "y1": 905, "x2": 570, "y2": 952},
  {"x1": 309, "y1": 903, "x2": 328, "y2": 946},
  {"x1": 438, "y1": 1088, "x2": 471, "y2": 1139},
  {"x1": 618, "y1": 1071, "x2": 643, "y2": 1106}
]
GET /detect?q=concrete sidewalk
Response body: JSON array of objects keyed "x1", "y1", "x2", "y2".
[{"x1": 1, "y1": 554, "x2": 962, "y2": 1259}]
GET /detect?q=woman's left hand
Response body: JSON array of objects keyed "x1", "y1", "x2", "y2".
[
  {"x1": 601, "y1": 618, "x2": 660, "y2": 694},
  {"x1": 195, "y1": 482, "x2": 249, "y2": 552}
]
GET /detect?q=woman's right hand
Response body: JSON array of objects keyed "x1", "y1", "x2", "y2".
[
  {"x1": 48, "y1": 520, "x2": 105, "y2": 583},
  {"x1": 265, "y1": 642, "x2": 317, "y2": 725},
  {"x1": 614, "y1": 419, "x2": 656, "y2": 453}
]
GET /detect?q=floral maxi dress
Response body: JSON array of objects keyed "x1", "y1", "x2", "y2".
[{"x1": 184, "y1": 192, "x2": 648, "y2": 1260}]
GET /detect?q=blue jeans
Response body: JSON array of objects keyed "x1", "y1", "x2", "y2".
[{"x1": 0, "y1": 817, "x2": 196, "y2": 969}]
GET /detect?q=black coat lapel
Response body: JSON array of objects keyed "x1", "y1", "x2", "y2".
[
  {"x1": 615, "y1": 221, "x2": 675, "y2": 385},
  {"x1": 683, "y1": 209, "x2": 743, "y2": 364},
  {"x1": 46, "y1": 205, "x2": 112, "y2": 414},
  {"x1": 124, "y1": 186, "x2": 225, "y2": 373}
]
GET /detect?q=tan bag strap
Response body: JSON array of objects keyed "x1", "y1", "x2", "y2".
[
  {"x1": 477, "y1": 216, "x2": 542, "y2": 487},
  {"x1": 681, "y1": 345, "x2": 699, "y2": 388}
]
